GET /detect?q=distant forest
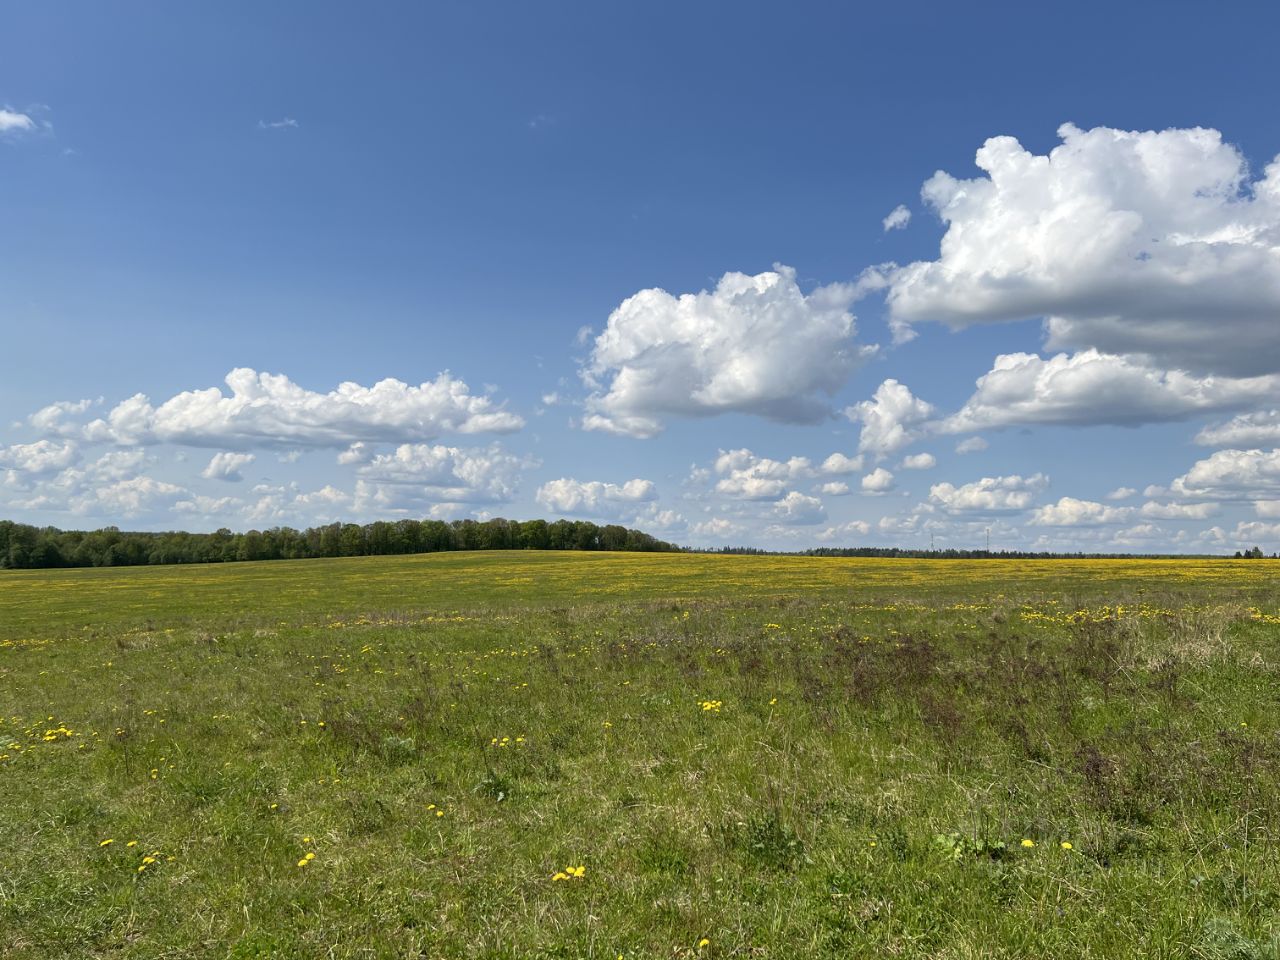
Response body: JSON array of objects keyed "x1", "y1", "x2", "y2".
[
  {"x1": 0, "y1": 518, "x2": 679, "y2": 569},
  {"x1": 798, "y1": 547, "x2": 1266, "y2": 560},
  {"x1": 716, "y1": 546, "x2": 1271, "y2": 560},
  {"x1": 1, "y1": 519, "x2": 1270, "y2": 570}
]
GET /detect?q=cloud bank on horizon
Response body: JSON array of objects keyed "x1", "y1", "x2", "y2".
[{"x1": 4, "y1": 120, "x2": 1280, "y2": 554}]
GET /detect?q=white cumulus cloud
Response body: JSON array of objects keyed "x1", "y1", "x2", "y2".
[
  {"x1": 1140, "y1": 500, "x2": 1220, "y2": 520},
  {"x1": 944, "y1": 350, "x2": 1280, "y2": 432},
  {"x1": 535, "y1": 477, "x2": 658, "y2": 516},
  {"x1": 0, "y1": 439, "x2": 79, "y2": 476},
  {"x1": 582, "y1": 265, "x2": 875, "y2": 437},
  {"x1": 58, "y1": 368, "x2": 522, "y2": 449},
  {"x1": 861, "y1": 467, "x2": 896, "y2": 494},
  {"x1": 1196, "y1": 411, "x2": 1280, "y2": 447},
  {"x1": 771, "y1": 491, "x2": 826, "y2": 525},
  {"x1": 900, "y1": 452, "x2": 936, "y2": 470},
  {"x1": 201, "y1": 451, "x2": 256, "y2": 482},
  {"x1": 76, "y1": 476, "x2": 187, "y2": 518},
  {"x1": 713, "y1": 448, "x2": 813, "y2": 500},
  {"x1": 816, "y1": 520, "x2": 871, "y2": 541},
  {"x1": 1231, "y1": 521, "x2": 1280, "y2": 545},
  {"x1": 0, "y1": 108, "x2": 35, "y2": 134},
  {"x1": 887, "y1": 123, "x2": 1280, "y2": 377},
  {"x1": 1031, "y1": 497, "x2": 1132, "y2": 526},
  {"x1": 845, "y1": 379, "x2": 936, "y2": 457},
  {"x1": 337, "y1": 442, "x2": 371, "y2": 465},
  {"x1": 929, "y1": 474, "x2": 1048, "y2": 515},
  {"x1": 819, "y1": 452, "x2": 865, "y2": 475},
  {"x1": 354, "y1": 443, "x2": 530, "y2": 506},
  {"x1": 1165, "y1": 448, "x2": 1280, "y2": 500}
]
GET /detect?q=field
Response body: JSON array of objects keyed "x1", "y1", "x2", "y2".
[{"x1": 2, "y1": 551, "x2": 1279, "y2": 959}]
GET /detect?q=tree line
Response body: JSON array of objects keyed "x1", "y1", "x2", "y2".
[
  {"x1": 799, "y1": 547, "x2": 1239, "y2": 560},
  {"x1": 0, "y1": 518, "x2": 679, "y2": 569}
]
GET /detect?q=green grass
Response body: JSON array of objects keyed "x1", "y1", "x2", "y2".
[{"x1": 2, "y1": 552, "x2": 1279, "y2": 958}]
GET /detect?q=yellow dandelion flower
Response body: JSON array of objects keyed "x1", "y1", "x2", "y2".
[
  {"x1": 1060, "y1": 841, "x2": 1073, "y2": 850},
  {"x1": 99, "y1": 839, "x2": 114, "y2": 847},
  {"x1": 698, "y1": 938, "x2": 711, "y2": 949},
  {"x1": 1021, "y1": 838, "x2": 1035, "y2": 848}
]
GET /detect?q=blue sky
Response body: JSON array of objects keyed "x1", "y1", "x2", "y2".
[{"x1": 4, "y1": 1, "x2": 1280, "y2": 552}]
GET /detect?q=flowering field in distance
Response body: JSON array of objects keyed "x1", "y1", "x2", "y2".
[{"x1": 2, "y1": 551, "x2": 1278, "y2": 958}]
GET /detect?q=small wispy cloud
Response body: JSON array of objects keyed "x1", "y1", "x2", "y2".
[
  {"x1": 258, "y1": 117, "x2": 299, "y2": 130},
  {"x1": 882, "y1": 204, "x2": 911, "y2": 231},
  {"x1": 0, "y1": 108, "x2": 35, "y2": 134}
]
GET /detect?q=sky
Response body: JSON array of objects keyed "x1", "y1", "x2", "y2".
[{"x1": 3, "y1": 0, "x2": 1280, "y2": 553}]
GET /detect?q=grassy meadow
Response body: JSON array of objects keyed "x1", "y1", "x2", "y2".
[{"x1": 2, "y1": 551, "x2": 1279, "y2": 958}]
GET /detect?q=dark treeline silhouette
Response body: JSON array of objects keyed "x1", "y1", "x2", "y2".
[
  {"x1": 0, "y1": 518, "x2": 679, "y2": 569},
  {"x1": 799, "y1": 547, "x2": 1244, "y2": 560},
  {"x1": 697, "y1": 546, "x2": 1254, "y2": 559}
]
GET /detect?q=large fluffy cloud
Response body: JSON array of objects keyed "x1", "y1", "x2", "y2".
[
  {"x1": 0, "y1": 440, "x2": 79, "y2": 476},
  {"x1": 888, "y1": 123, "x2": 1280, "y2": 376},
  {"x1": 201, "y1": 452, "x2": 255, "y2": 482},
  {"x1": 1196, "y1": 411, "x2": 1280, "y2": 447},
  {"x1": 582, "y1": 265, "x2": 876, "y2": 438},
  {"x1": 707, "y1": 448, "x2": 863, "y2": 500},
  {"x1": 354, "y1": 443, "x2": 529, "y2": 505},
  {"x1": 771, "y1": 491, "x2": 826, "y2": 525},
  {"x1": 1163, "y1": 448, "x2": 1280, "y2": 500},
  {"x1": 535, "y1": 477, "x2": 658, "y2": 515},
  {"x1": 861, "y1": 467, "x2": 895, "y2": 493},
  {"x1": 944, "y1": 351, "x2": 1280, "y2": 432},
  {"x1": 929, "y1": 474, "x2": 1048, "y2": 515},
  {"x1": 713, "y1": 448, "x2": 814, "y2": 500},
  {"x1": 1031, "y1": 497, "x2": 1132, "y2": 526},
  {"x1": 41, "y1": 368, "x2": 524, "y2": 449},
  {"x1": 845, "y1": 379, "x2": 935, "y2": 456},
  {"x1": 1, "y1": 450, "x2": 185, "y2": 519}
]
